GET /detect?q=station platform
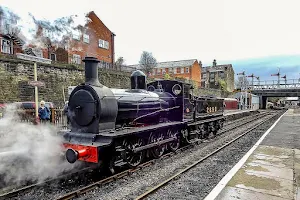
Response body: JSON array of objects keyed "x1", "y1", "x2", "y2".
[{"x1": 205, "y1": 109, "x2": 300, "y2": 200}]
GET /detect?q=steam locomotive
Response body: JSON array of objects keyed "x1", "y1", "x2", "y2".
[{"x1": 61, "y1": 57, "x2": 225, "y2": 172}]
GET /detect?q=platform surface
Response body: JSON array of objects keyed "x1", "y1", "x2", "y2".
[{"x1": 213, "y1": 109, "x2": 300, "y2": 200}]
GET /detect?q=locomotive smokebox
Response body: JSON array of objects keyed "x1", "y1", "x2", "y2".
[
  {"x1": 131, "y1": 70, "x2": 146, "y2": 89},
  {"x1": 83, "y1": 56, "x2": 101, "y2": 86}
]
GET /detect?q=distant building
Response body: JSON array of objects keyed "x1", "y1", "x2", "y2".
[
  {"x1": 201, "y1": 59, "x2": 235, "y2": 92},
  {"x1": 128, "y1": 59, "x2": 202, "y2": 87}
]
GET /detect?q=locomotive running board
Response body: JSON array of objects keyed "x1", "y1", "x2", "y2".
[{"x1": 132, "y1": 137, "x2": 177, "y2": 153}]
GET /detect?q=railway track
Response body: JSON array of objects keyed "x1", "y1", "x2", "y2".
[
  {"x1": 53, "y1": 110, "x2": 281, "y2": 200},
  {"x1": 134, "y1": 110, "x2": 285, "y2": 199},
  {"x1": 0, "y1": 110, "x2": 278, "y2": 200}
]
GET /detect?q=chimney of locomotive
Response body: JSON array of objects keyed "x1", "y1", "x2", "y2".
[
  {"x1": 131, "y1": 70, "x2": 146, "y2": 89},
  {"x1": 82, "y1": 56, "x2": 101, "y2": 86}
]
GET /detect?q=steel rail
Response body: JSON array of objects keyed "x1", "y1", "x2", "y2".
[
  {"x1": 55, "y1": 110, "x2": 281, "y2": 200},
  {"x1": 134, "y1": 111, "x2": 283, "y2": 200},
  {"x1": 0, "y1": 166, "x2": 92, "y2": 199}
]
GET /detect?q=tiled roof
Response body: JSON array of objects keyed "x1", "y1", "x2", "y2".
[
  {"x1": 128, "y1": 59, "x2": 197, "y2": 69},
  {"x1": 202, "y1": 64, "x2": 232, "y2": 73}
]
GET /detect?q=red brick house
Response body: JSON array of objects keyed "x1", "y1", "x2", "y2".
[
  {"x1": 128, "y1": 59, "x2": 202, "y2": 87},
  {"x1": 1, "y1": 10, "x2": 115, "y2": 68},
  {"x1": 60, "y1": 11, "x2": 116, "y2": 67}
]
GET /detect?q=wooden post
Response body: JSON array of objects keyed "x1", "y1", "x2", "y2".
[
  {"x1": 34, "y1": 62, "x2": 39, "y2": 123},
  {"x1": 51, "y1": 108, "x2": 55, "y2": 124}
]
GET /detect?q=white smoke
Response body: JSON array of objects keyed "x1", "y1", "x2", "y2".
[
  {"x1": 0, "y1": 6, "x2": 92, "y2": 51},
  {"x1": 0, "y1": 103, "x2": 80, "y2": 186}
]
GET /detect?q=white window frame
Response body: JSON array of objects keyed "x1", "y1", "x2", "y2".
[
  {"x1": 185, "y1": 67, "x2": 189, "y2": 73},
  {"x1": 98, "y1": 39, "x2": 109, "y2": 49},
  {"x1": 181, "y1": 67, "x2": 184, "y2": 74},
  {"x1": 72, "y1": 31, "x2": 81, "y2": 41},
  {"x1": 98, "y1": 39, "x2": 104, "y2": 48},
  {"x1": 1, "y1": 38, "x2": 11, "y2": 54},
  {"x1": 83, "y1": 34, "x2": 89, "y2": 43},
  {"x1": 72, "y1": 54, "x2": 81, "y2": 64},
  {"x1": 174, "y1": 68, "x2": 178, "y2": 74}
]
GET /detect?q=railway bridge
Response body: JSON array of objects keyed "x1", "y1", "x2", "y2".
[{"x1": 249, "y1": 79, "x2": 300, "y2": 108}]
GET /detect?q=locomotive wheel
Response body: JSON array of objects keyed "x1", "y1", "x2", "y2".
[
  {"x1": 123, "y1": 137, "x2": 145, "y2": 168},
  {"x1": 182, "y1": 129, "x2": 192, "y2": 144},
  {"x1": 167, "y1": 129, "x2": 180, "y2": 152},
  {"x1": 197, "y1": 124, "x2": 204, "y2": 139},
  {"x1": 149, "y1": 132, "x2": 166, "y2": 158}
]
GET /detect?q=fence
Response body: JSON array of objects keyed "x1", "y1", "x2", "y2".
[{"x1": 0, "y1": 107, "x2": 68, "y2": 129}]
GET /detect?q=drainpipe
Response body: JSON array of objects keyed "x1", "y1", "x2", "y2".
[{"x1": 111, "y1": 32, "x2": 116, "y2": 68}]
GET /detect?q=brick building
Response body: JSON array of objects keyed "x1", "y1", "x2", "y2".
[
  {"x1": 1, "y1": 10, "x2": 115, "y2": 68},
  {"x1": 31, "y1": 11, "x2": 116, "y2": 68},
  {"x1": 201, "y1": 59, "x2": 235, "y2": 92},
  {"x1": 128, "y1": 59, "x2": 202, "y2": 87}
]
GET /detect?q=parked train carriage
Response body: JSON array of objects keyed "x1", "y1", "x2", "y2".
[
  {"x1": 61, "y1": 57, "x2": 225, "y2": 172},
  {"x1": 223, "y1": 98, "x2": 238, "y2": 110}
]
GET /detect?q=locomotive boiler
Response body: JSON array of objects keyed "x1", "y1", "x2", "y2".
[{"x1": 62, "y1": 56, "x2": 225, "y2": 171}]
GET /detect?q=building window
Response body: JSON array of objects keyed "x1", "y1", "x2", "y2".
[
  {"x1": 152, "y1": 69, "x2": 156, "y2": 75},
  {"x1": 83, "y1": 34, "x2": 89, "y2": 43},
  {"x1": 219, "y1": 71, "x2": 225, "y2": 79},
  {"x1": 72, "y1": 54, "x2": 81, "y2": 64},
  {"x1": 99, "y1": 39, "x2": 109, "y2": 49},
  {"x1": 73, "y1": 31, "x2": 81, "y2": 41},
  {"x1": 168, "y1": 67, "x2": 173, "y2": 74},
  {"x1": 181, "y1": 67, "x2": 184, "y2": 74},
  {"x1": 1, "y1": 39, "x2": 11, "y2": 54},
  {"x1": 162, "y1": 68, "x2": 166, "y2": 74},
  {"x1": 50, "y1": 53, "x2": 56, "y2": 61},
  {"x1": 185, "y1": 67, "x2": 189, "y2": 73}
]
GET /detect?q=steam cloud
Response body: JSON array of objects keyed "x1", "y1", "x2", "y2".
[
  {"x1": 0, "y1": 6, "x2": 92, "y2": 51},
  {"x1": 0, "y1": 104, "x2": 79, "y2": 186}
]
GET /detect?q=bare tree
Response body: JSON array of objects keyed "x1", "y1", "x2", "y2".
[
  {"x1": 115, "y1": 56, "x2": 125, "y2": 70},
  {"x1": 139, "y1": 51, "x2": 157, "y2": 75},
  {"x1": 235, "y1": 76, "x2": 249, "y2": 90}
]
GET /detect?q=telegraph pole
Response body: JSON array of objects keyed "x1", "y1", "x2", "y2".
[
  {"x1": 271, "y1": 67, "x2": 280, "y2": 87},
  {"x1": 281, "y1": 75, "x2": 287, "y2": 87},
  {"x1": 237, "y1": 71, "x2": 246, "y2": 110},
  {"x1": 247, "y1": 73, "x2": 256, "y2": 90}
]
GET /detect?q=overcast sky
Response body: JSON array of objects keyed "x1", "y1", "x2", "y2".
[{"x1": 2, "y1": 0, "x2": 300, "y2": 67}]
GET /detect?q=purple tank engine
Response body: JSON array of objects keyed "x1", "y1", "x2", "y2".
[{"x1": 61, "y1": 56, "x2": 225, "y2": 172}]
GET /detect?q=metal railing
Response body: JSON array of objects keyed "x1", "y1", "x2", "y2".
[
  {"x1": 250, "y1": 79, "x2": 300, "y2": 90},
  {"x1": 0, "y1": 108, "x2": 68, "y2": 129}
]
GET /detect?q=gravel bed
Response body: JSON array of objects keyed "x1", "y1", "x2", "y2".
[{"x1": 75, "y1": 112, "x2": 280, "y2": 200}]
